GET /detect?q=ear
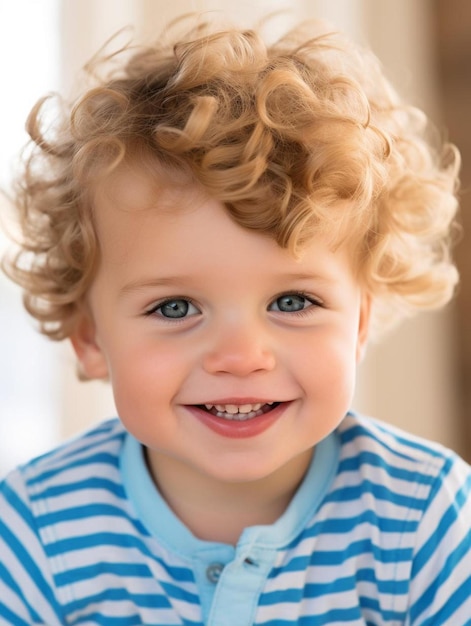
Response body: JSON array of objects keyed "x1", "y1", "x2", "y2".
[
  {"x1": 356, "y1": 293, "x2": 371, "y2": 363},
  {"x1": 70, "y1": 307, "x2": 109, "y2": 380}
]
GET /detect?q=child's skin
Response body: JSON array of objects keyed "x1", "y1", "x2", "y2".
[{"x1": 71, "y1": 159, "x2": 370, "y2": 544}]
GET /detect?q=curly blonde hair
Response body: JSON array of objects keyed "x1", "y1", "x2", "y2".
[{"x1": 4, "y1": 15, "x2": 460, "y2": 339}]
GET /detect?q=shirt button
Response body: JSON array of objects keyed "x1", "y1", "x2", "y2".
[{"x1": 206, "y1": 563, "x2": 224, "y2": 583}]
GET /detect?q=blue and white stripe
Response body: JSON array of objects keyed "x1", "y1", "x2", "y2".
[{"x1": 0, "y1": 414, "x2": 470, "y2": 625}]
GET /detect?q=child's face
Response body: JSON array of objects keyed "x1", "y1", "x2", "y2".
[{"x1": 72, "y1": 164, "x2": 370, "y2": 486}]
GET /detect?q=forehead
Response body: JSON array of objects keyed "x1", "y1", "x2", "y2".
[
  {"x1": 91, "y1": 155, "x2": 359, "y2": 279},
  {"x1": 92, "y1": 157, "x2": 205, "y2": 215}
]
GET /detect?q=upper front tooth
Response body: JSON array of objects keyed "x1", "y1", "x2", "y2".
[
  {"x1": 214, "y1": 404, "x2": 236, "y2": 413},
  {"x1": 224, "y1": 404, "x2": 239, "y2": 414},
  {"x1": 240, "y1": 403, "x2": 262, "y2": 412},
  {"x1": 212, "y1": 403, "x2": 264, "y2": 414}
]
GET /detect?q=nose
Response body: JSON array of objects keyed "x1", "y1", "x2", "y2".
[{"x1": 202, "y1": 321, "x2": 276, "y2": 377}]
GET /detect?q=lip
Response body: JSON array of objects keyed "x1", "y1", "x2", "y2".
[{"x1": 184, "y1": 401, "x2": 291, "y2": 439}]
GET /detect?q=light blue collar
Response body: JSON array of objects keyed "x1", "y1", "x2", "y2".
[{"x1": 120, "y1": 429, "x2": 340, "y2": 560}]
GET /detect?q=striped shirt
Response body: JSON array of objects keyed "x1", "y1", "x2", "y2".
[{"x1": 0, "y1": 413, "x2": 470, "y2": 625}]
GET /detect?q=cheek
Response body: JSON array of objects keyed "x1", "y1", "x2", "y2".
[
  {"x1": 103, "y1": 336, "x2": 186, "y2": 415},
  {"x1": 294, "y1": 328, "x2": 359, "y2": 399}
]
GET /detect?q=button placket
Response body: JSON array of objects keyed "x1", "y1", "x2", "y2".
[{"x1": 206, "y1": 546, "x2": 277, "y2": 626}]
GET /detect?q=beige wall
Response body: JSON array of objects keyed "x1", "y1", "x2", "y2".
[{"x1": 57, "y1": 0, "x2": 460, "y2": 451}]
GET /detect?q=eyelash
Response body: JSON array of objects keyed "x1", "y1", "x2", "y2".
[
  {"x1": 269, "y1": 291, "x2": 323, "y2": 316},
  {"x1": 144, "y1": 291, "x2": 323, "y2": 321},
  {"x1": 144, "y1": 297, "x2": 200, "y2": 320}
]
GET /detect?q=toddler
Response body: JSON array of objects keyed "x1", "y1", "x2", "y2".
[{"x1": 1, "y1": 15, "x2": 470, "y2": 625}]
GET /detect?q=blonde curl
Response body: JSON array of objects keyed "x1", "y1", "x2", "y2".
[{"x1": 2, "y1": 16, "x2": 460, "y2": 339}]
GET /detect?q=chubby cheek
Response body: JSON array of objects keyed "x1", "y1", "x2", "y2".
[
  {"x1": 296, "y1": 328, "x2": 358, "y2": 412},
  {"x1": 104, "y1": 338, "x2": 187, "y2": 438}
]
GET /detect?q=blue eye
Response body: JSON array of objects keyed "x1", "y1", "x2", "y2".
[
  {"x1": 151, "y1": 298, "x2": 199, "y2": 319},
  {"x1": 269, "y1": 293, "x2": 316, "y2": 313}
]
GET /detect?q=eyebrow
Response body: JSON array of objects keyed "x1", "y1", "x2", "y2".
[
  {"x1": 278, "y1": 272, "x2": 332, "y2": 282},
  {"x1": 119, "y1": 272, "x2": 334, "y2": 297},
  {"x1": 119, "y1": 277, "x2": 194, "y2": 297}
]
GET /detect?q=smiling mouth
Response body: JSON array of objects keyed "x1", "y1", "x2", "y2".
[{"x1": 197, "y1": 402, "x2": 280, "y2": 421}]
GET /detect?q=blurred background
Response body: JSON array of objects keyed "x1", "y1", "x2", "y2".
[{"x1": 0, "y1": 0, "x2": 470, "y2": 476}]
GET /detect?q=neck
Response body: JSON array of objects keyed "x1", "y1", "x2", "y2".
[{"x1": 146, "y1": 449, "x2": 313, "y2": 545}]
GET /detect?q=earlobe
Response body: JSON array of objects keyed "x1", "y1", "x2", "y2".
[
  {"x1": 70, "y1": 308, "x2": 109, "y2": 380},
  {"x1": 356, "y1": 293, "x2": 371, "y2": 363}
]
